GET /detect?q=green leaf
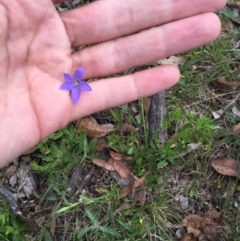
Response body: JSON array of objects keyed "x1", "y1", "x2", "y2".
[
  {"x1": 50, "y1": 141, "x2": 60, "y2": 157},
  {"x1": 85, "y1": 208, "x2": 98, "y2": 225},
  {"x1": 56, "y1": 202, "x2": 79, "y2": 214},
  {"x1": 98, "y1": 226, "x2": 121, "y2": 237},
  {"x1": 42, "y1": 228, "x2": 52, "y2": 241},
  {"x1": 189, "y1": 189, "x2": 195, "y2": 198},
  {"x1": 77, "y1": 226, "x2": 95, "y2": 239}
]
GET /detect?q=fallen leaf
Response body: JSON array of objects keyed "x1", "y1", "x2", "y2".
[
  {"x1": 76, "y1": 117, "x2": 115, "y2": 138},
  {"x1": 233, "y1": 123, "x2": 240, "y2": 134},
  {"x1": 92, "y1": 158, "x2": 114, "y2": 171},
  {"x1": 211, "y1": 158, "x2": 239, "y2": 177},
  {"x1": 180, "y1": 212, "x2": 222, "y2": 241},
  {"x1": 108, "y1": 148, "x2": 133, "y2": 161},
  {"x1": 2, "y1": 165, "x2": 18, "y2": 178},
  {"x1": 216, "y1": 77, "x2": 240, "y2": 91},
  {"x1": 134, "y1": 188, "x2": 146, "y2": 206},
  {"x1": 202, "y1": 222, "x2": 219, "y2": 241},
  {"x1": 121, "y1": 123, "x2": 136, "y2": 133},
  {"x1": 119, "y1": 185, "x2": 132, "y2": 199},
  {"x1": 187, "y1": 226, "x2": 200, "y2": 238},
  {"x1": 113, "y1": 159, "x2": 132, "y2": 180},
  {"x1": 207, "y1": 209, "x2": 221, "y2": 220},
  {"x1": 158, "y1": 56, "x2": 187, "y2": 67},
  {"x1": 133, "y1": 172, "x2": 149, "y2": 189},
  {"x1": 95, "y1": 140, "x2": 107, "y2": 151},
  {"x1": 108, "y1": 149, "x2": 124, "y2": 161},
  {"x1": 181, "y1": 214, "x2": 203, "y2": 229},
  {"x1": 143, "y1": 97, "x2": 151, "y2": 117},
  {"x1": 181, "y1": 233, "x2": 194, "y2": 241},
  {"x1": 113, "y1": 202, "x2": 131, "y2": 216}
]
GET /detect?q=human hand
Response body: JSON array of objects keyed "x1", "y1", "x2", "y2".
[{"x1": 0, "y1": 0, "x2": 227, "y2": 168}]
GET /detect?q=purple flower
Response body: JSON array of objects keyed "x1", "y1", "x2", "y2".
[{"x1": 60, "y1": 67, "x2": 92, "y2": 104}]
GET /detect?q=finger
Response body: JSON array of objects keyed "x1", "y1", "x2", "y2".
[
  {"x1": 60, "y1": 0, "x2": 227, "y2": 46},
  {"x1": 70, "y1": 65, "x2": 180, "y2": 121},
  {"x1": 72, "y1": 13, "x2": 221, "y2": 79}
]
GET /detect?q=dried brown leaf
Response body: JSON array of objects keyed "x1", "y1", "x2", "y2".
[
  {"x1": 113, "y1": 202, "x2": 131, "y2": 216},
  {"x1": 207, "y1": 209, "x2": 221, "y2": 220},
  {"x1": 233, "y1": 123, "x2": 240, "y2": 135},
  {"x1": 143, "y1": 97, "x2": 151, "y2": 117},
  {"x1": 3, "y1": 165, "x2": 18, "y2": 178},
  {"x1": 181, "y1": 217, "x2": 189, "y2": 227},
  {"x1": 158, "y1": 56, "x2": 187, "y2": 67},
  {"x1": 185, "y1": 214, "x2": 203, "y2": 229},
  {"x1": 119, "y1": 185, "x2": 132, "y2": 199},
  {"x1": 109, "y1": 149, "x2": 124, "y2": 161},
  {"x1": 133, "y1": 172, "x2": 149, "y2": 189},
  {"x1": 108, "y1": 148, "x2": 133, "y2": 161},
  {"x1": 202, "y1": 222, "x2": 219, "y2": 241},
  {"x1": 76, "y1": 117, "x2": 115, "y2": 138},
  {"x1": 181, "y1": 233, "x2": 194, "y2": 241},
  {"x1": 180, "y1": 212, "x2": 222, "y2": 241},
  {"x1": 134, "y1": 188, "x2": 146, "y2": 206},
  {"x1": 92, "y1": 158, "x2": 114, "y2": 171},
  {"x1": 113, "y1": 159, "x2": 132, "y2": 179},
  {"x1": 211, "y1": 158, "x2": 239, "y2": 177},
  {"x1": 187, "y1": 226, "x2": 200, "y2": 238},
  {"x1": 216, "y1": 77, "x2": 240, "y2": 91},
  {"x1": 95, "y1": 140, "x2": 107, "y2": 151},
  {"x1": 121, "y1": 123, "x2": 136, "y2": 133}
]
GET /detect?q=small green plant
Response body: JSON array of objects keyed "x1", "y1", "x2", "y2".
[
  {"x1": 0, "y1": 205, "x2": 29, "y2": 241},
  {"x1": 77, "y1": 208, "x2": 121, "y2": 239},
  {"x1": 30, "y1": 126, "x2": 96, "y2": 172}
]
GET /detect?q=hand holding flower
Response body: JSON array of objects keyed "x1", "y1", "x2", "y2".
[
  {"x1": 60, "y1": 67, "x2": 92, "y2": 104},
  {"x1": 0, "y1": 0, "x2": 227, "y2": 168}
]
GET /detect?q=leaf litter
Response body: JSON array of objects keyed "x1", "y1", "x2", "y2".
[
  {"x1": 76, "y1": 116, "x2": 115, "y2": 138},
  {"x1": 211, "y1": 158, "x2": 239, "y2": 177},
  {"x1": 92, "y1": 145, "x2": 149, "y2": 213},
  {"x1": 179, "y1": 209, "x2": 222, "y2": 241}
]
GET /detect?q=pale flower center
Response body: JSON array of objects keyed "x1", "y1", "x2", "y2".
[{"x1": 74, "y1": 79, "x2": 80, "y2": 87}]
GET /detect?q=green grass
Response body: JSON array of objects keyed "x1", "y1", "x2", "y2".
[{"x1": 1, "y1": 1, "x2": 240, "y2": 240}]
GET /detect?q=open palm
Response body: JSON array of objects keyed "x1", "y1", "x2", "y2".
[{"x1": 0, "y1": 0, "x2": 226, "y2": 167}]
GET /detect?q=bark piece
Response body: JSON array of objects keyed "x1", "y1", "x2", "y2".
[{"x1": 147, "y1": 91, "x2": 167, "y2": 142}]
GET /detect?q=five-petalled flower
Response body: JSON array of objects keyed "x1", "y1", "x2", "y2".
[{"x1": 60, "y1": 67, "x2": 92, "y2": 104}]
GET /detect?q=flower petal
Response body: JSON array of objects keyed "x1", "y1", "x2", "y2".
[
  {"x1": 60, "y1": 82, "x2": 73, "y2": 90},
  {"x1": 64, "y1": 73, "x2": 74, "y2": 84},
  {"x1": 73, "y1": 67, "x2": 84, "y2": 80},
  {"x1": 79, "y1": 81, "x2": 92, "y2": 91},
  {"x1": 71, "y1": 87, "x2": 81, "y2": 104}
]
